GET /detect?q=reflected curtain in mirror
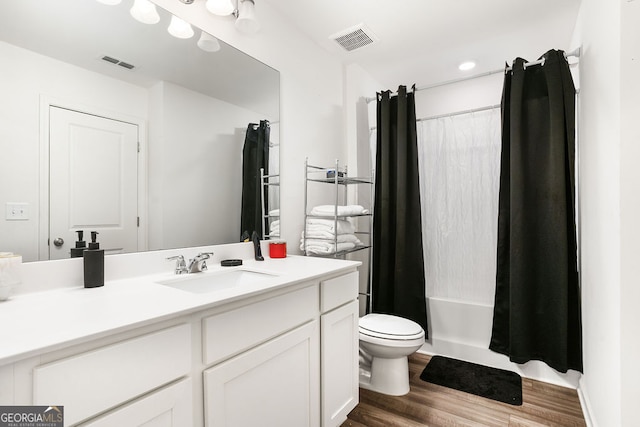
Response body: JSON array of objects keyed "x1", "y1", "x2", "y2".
[
  {"x1": 241, "y1": 120, "x2": 270, "y2": 239},
  {"x1": 372, "y1": 86, "x2": 428, "y2": 334},
  {"x1": 490, "y1": 50, "x2": 582, "y2": 373}
]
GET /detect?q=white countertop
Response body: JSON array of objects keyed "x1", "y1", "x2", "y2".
[{"x1": 0, "y1": 255, "x2": 360, "y2": 365}]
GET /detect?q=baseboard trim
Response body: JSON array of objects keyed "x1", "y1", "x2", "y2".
[{"x1": 577, "y1": 376, "x2": 596, "y2": 427}]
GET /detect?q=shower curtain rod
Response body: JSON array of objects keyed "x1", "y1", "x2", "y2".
[
  {"x1": 369, "y1": 103, "x2": 501, "y2": 132},
  {"x1": 417, "y1": 103, "x2": 501, "y2": 123},
  {"x1": 365, "y1": 47, "x2": 581, "y2": 104}
]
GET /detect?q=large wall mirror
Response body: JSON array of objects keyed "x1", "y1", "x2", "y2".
[{"x1": 0, "y1": 0, "x2": 280, "y2": 262}]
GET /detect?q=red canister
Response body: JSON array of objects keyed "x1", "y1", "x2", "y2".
[{"x1": 269, "y1": 241, "x2": 287, "y2": 258}]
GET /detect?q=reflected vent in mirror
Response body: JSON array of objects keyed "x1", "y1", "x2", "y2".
[
  {"x1": 329, "y1": 23, "x2": 378, "y2": 52},
  {"x1": 101, "y1": 55, "x2": 136, "y2": 70}
]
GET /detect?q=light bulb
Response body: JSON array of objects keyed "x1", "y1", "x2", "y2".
[
  {"x1": 235, "y1": 0, "x2": 260, "y2": 34},
  {"x1": 458, "y1": 61, "x2": 476, "y2": 71},
  {"x1": 197, "y1": 32, "x2": 221, "y2": 52},
  {"x1": 168, "y1": 15, "x2": 194, "y2": 39},
  {"x1": 205, "y1": 0, "x2": 234, "y2": 16},
  {"x1": 96, "y1": 0, "x2": 122, "y2": 5},
  {"x1": 130, "y1": 0, "x2": 160, "y2": 25}
]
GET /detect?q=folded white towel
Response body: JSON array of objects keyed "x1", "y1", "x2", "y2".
[
  {"x1": 301, "y1": 231, "x2": 362, "y2": 245},
  {"x1": 305, "y1": 218, "x2": 355, "y2": 235},
  {"x1": 310, "y1": 205, "x2": 369, "y2": 216},
  {"x1": 270, "y1": 220, "x2": 280, "y2": 232},
  {"x1": 269, "y1": 209, "x2": 280, "y2": 217},
  {"x1": 300, "y1": 240, "x2": 356, "y2": 254}
]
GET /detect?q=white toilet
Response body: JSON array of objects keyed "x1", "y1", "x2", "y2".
[{"x1": 358, "y1": 313, "x2": 425, "y2": 396}]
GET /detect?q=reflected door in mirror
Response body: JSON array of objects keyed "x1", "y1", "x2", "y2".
[{"x1": 49, "y1": 107, "x2": 139, "y2": 259}]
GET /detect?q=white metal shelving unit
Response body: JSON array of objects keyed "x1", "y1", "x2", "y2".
[
  {"x1": 303, "y1": 158, "x2": 374, "y2": 311},
  {"x1": 260, "y1": 168, "x2": 279, "y2": 239}
]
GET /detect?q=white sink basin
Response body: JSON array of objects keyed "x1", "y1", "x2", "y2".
[{"x1": 156, "y1": 269, "x2": 277, "y2": 294}]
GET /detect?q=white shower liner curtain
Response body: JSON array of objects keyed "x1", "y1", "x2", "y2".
[{"x1": 417, "y1": 107, "x2": 501, "y2": 305}]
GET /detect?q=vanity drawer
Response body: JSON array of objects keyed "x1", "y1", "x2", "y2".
[
  {"x1": 203, "y1": 283, "x2": 318, "y2": 365},
  {"x1": 33, "y1": 324, "x2": 191, "y2": 426},
  {"x1": 320, "y1": 271, "x2": 358, "y2": 313}
]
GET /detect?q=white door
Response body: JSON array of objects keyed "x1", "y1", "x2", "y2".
[{"x1": 49, "y1": 106, "x2": 138, "y2": 259}]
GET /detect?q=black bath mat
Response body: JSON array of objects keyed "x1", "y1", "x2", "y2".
[{"x1": 420, "y1": 356, "x2": 522, "y2": 405}]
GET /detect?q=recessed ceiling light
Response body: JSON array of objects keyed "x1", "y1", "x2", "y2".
[{"x1": 459, "y1": 61, "x2": 476, "y2": 71}]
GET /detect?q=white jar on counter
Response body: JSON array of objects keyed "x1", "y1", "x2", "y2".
[{"x1": 0, "y1": 252, "x2": 22, "y2": 301}]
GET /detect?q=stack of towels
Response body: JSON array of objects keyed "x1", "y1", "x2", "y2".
[
  {"x1": 309, "y1": 205, "x2": 369, "y2": 216},
  {"x1": 300, "y1": 205, "x2": 367, "y2": 255},
  {"x1": 268, "y1": 209, "x2": 280, "y2": 237}
]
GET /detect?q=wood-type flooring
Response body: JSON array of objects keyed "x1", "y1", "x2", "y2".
[{"x1": 342, "y1": 352, "x2": 586, "y2": 427}]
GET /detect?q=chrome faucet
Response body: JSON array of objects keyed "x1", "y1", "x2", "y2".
[
  {"x1": 167, "y1": 255, "x2": 188, "y2": 275},
  {"x1": 186, "y1": 252, "x2": 214, "y2": 273},
  {"x1": 166, "y1": 252, "x2": 214, "y2": 274}
]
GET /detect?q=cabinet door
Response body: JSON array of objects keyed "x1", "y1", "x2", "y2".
[
  {"x1": 80, "y1": 378, "x2": 192, "y2": 427},
  {"x1": 204, "y1": 320, "x2": 320, "y2": 427},
  {"x1": 321, "y1": 300, "x2": 359, "y2": 427},
  {"x1": 34, "y1": 324, "x2": 191, "y2": 425}
]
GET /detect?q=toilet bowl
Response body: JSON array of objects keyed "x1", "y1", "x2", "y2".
[{"x1": 358, "y1": 313, "x2": 425, "y2": 396}]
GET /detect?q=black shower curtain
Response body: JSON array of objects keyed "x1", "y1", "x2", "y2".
[
  {"x1": 240, "y1": 120, "x2": 270, "y2": 239},
  {"x1": 490, "y1": 50, "x2": 582, "y2": 373},
  {"x1": 372, "y1": 86, "x2": 428, "y2": 334}
]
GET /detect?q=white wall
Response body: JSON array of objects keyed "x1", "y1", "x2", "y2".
[
  {"x1": 575, "y1": 0, "x2": 640, "y2": 426},
  {"x1": 573, "y1": 0, "x2": 622, "y2": 425},
  {"x1": 620, "y1": 0, "x2": 640, "y2": 422},
  {"x1": 343, "y1": 63, "x2": 382, "y2": 314},
  {"x1": 0, "y1": 41, "x2": 148, "y2": 262},
  {"x1": 151, "y1": 0, "x2": 346, "y2": 253}
]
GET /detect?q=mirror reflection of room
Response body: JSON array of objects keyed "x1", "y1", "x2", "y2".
[{"x1": 0, "y1": 0, "x2": 279, "y2": 262}]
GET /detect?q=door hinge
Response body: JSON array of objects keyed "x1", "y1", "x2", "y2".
[
  {"x1": 137, "y1": 216, "x2": 140, "y2": 227},
  {"x1": 137, "y1": 141, "x2": 141, "y2": 153}
]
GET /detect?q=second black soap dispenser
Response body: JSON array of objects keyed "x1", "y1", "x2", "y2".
[
  {"x1": 84, "y1": 231, "x2": 104, "y2": 288},
  {"x1": 70, "y1": 230, "x2": 86, "y2": 258}
]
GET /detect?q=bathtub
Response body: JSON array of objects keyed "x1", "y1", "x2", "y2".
[{"x1": 420, "y1": 296, "x2": 582, "y2": 389}]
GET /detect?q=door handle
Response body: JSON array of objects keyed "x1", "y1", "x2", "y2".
[{"x1": 53, "y1": 237, "x2": 64, "y2": 247}]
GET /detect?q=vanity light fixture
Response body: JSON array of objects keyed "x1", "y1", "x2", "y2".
[
  {"x1": 130, "y1": 0, "x2": 160, "y2": 25},
  {"x1": 206, "y1": 0, "x2": 234, "y2": 16},
  {"x1": 234, "y1": 0, "x2": 260, "y2": 34},
  {"x1": 197, "y1": 31, "x2": 221, "y2": 52},
  {"x1": 168, "y1": 15, "x2": 195, "y2": 39},
  {"x1": 458, "y1": 61, "x2": 476, "y2": 71}
]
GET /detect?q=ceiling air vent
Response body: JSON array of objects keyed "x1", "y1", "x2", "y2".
[
  {"x1": 330, "y1": 24, "x2": 378, "y2": 52},
  {"x1": 101, "y1": 55, "x2": 136, "y2": 70}
]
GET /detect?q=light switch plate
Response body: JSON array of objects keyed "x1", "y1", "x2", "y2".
[{"x1": 5, "y1": 203, "x2": 29, "y2": 220}]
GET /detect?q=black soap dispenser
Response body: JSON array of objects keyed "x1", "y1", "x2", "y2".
[
  {"x1": 70, "y1": 230, "x2": 87, "y2": 258},
  {"x1": 84, "y1": 231, "x2": 104, "y2": 288},
  {"x1": 252, "y1": 230, "x2": 264, "y2": 261}
]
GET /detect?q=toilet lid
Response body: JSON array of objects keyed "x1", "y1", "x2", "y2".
[{"x1": 359, "y1": 313, "x2": 424, "y2": 339}]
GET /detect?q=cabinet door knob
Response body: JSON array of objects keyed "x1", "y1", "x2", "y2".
[{"x1": 53, "y1": 237, "x2": 64, "y2": 247}]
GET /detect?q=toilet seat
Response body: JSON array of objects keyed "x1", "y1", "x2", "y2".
[{"x1": 359, "y1": 313, "x2": 425, "y2": 341}]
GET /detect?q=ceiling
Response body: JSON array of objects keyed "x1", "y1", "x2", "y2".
[
  {"x1": 262, "y1": 0, "x2": 582, "y2": 88},
  {"x1": 0, "y1": 0, "x2": 279, "y2": 119}
]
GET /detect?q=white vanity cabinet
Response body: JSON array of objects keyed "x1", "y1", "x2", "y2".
[
  {"x1": 201, "y1": 272, "x2": 360, "y2": 427},
  {"x1": 319, "y1": 271, "x2": 360, "y2": 427},
  {"x1": 202, "y1": 282, "x2": 320, "y2": 427},
  {"x1": 79, "y1": 378, "x2": 193, "y2": 427},
  {"x1": 204, "y1": 322, "x2": 320, "y2": 427},
  {"x1": 32, "y1": 323, "x2": 192, "y2": 426},
  {"x1": 0, "y1": 258, "x2": 361, "y2": 427}
]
